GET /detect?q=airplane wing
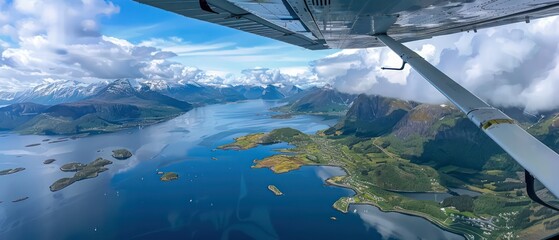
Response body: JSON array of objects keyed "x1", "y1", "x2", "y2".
[{"x1": 135, "y1": 0, "x2": 559, "y2": 49}]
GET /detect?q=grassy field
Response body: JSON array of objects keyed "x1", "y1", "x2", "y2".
[
  {"x1": 253, "y1": 155, "x2": 313, "y2": 173},
  {"x1": 217, "y1": 133, "x2": 265, "y2": 150}
]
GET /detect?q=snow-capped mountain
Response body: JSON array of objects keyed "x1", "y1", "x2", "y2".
[
  {"x1": 6, "y1": 80, "x2": 108, "y2": 105},
  {"x1": 138, "y1": 79, "x2": 207, "y2": 90},
  {"x1": 96, "y1": 79, "x2": 137, "y2": 97},
  {"x1": 137, "y1": 79, "x2": 224, "y2": 104},
  {"x1": 0, "y1": 92, "x2": 18, "y2": 104},
  {"x1": 262, "y1": 85, "x2": 285, "y2": 100},
  {"x1": 2, "y1": 77, "x2": 304, "y2": 107},
  {"x1": 279, "y1": 85, "x2": 303, "y2": 97}
]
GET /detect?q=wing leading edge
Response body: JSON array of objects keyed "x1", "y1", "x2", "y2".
[
  {"x1": 136, "y1": 0, "x2": 559, "y2": 50},
  {"x1": 135, "y1": 0, "x2": 328, "y2": 50}
]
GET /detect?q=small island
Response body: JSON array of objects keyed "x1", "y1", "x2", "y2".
[
  {"x1": 271, "y1": 113, "x2": 294, "y2": 119},
  {"x1": 267, "y1": 185, "x2": 283, "y2": 196},
  {"x1": 160, "y1": 172, "x2": 179, "y2": 181},
  {"x1": 50, "y1": 158, "x2": 113, "y2": 192},
  {"x1": 43, "y1": 159, "x2": 56, "y2": 164},
  {"x1": 25, "y1": 143, "x2": 40, "y2": 147},
  {"x1": 0, "y1": 167, "x2": 25, "y2": 176},
  {"x1": 112, "y1": 149, "x2": 132, "y2": 160}
]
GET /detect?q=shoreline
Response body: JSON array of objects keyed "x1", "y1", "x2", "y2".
[
  {"x1": 219, "y1": 124, "x2": 475, "y2": 239},
  {"x1": 245, "y1": 139, "x2": 472, "y2": 238},
  {"x1": 319, "y1": 165, "x2": 471, "y2": 240}
]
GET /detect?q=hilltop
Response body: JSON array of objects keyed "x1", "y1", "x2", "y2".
[{"x1": 274, "y1": 86, "x2": 356, "y2": 115}]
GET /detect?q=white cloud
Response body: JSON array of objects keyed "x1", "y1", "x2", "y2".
[
  {"x1": 0, "y1": 0, "x2": 211, "y2": 91},
  {"x1": 0, "y1": 0, "x2": 319, "y2": 92},
  {"x1": 139, "y1": 38, "x2": 236, "y2": 55},
  {"x1": 217, "y1": 67, "x2": 317, "y2": 87},
  {"x1": 306, "y1": 17, "x2": 559, "y2": 112}
]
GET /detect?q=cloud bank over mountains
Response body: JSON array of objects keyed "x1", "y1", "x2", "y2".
[
  {"x1": 1, "y1": 0, "x2": 559, "y2": 112},
  {"x1": 313, "y1": 17, "x2": 559, "y2": 112}
]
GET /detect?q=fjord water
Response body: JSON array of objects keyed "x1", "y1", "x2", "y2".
[{"x1": 0, "y1": 100, "x2": 463, "y2": 240}]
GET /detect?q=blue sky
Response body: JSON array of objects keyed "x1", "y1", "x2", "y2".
[{"x1": 102, "y1": 0, "x2": 336, "y2": 74}]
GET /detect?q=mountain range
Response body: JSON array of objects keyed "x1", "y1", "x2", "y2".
[
  {"x1": 0, "y1": 80, "x2": 109, "y2": 105},
  {"x1": 0, "y1": 78, "x2": 314, "y2": 135},
  {"x1": 0, "y1": 79, "x2": 192, "y2": 135},
  {"x1": 0, "y1": 79, "x2": 302, "y2": 107}
]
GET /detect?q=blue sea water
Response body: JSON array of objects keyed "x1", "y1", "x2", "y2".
[{"x1": 0, "y1": 100, "x2": 463, "y2": 240}]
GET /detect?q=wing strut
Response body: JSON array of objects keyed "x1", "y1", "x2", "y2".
[
  {"x1": 525, "y1": 170, "x2": 559, "y2": 211},
  {"x1": 376, "y1": 34, "x2": 559, "y2": 200}
]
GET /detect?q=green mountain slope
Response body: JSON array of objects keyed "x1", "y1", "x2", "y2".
[
  {"x1": 326, "y1": 94, "x2": 416, "y2": 137},
  {"x1": 0, "y1": 103, "x2": 48, "y2": 130},
  {"x1": 276, "y1": 86, "x2": 356, "y2": 115},
  {"x1": 12, "y1": 79, "x2": 192, "y2": 135}
]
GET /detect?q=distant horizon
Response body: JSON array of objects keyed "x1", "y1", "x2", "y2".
[{"x1": 2, "y1": 77, "x2": 555, "y2": 116}]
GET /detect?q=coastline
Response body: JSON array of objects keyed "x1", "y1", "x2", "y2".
[
  {"x1": 320, "y1": 165, "x2": 471, "y2": 239},
  {"x1": 219, "y1": 126, "x2": 480, "y2": 239}
]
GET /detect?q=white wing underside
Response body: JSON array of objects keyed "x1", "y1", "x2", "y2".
[{"x1": 136, "y1": 0, "x2": 559, "y2": 49}]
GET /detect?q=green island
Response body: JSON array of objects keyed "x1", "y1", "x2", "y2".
[
  {"x1": 50, "y1": 158, "x2": 113, "y2": 192},
  {"x1": 220, "y1": 127, "x2": 559, "y2": 240},
  {"x1": 112, "y1": 149, "x2": 132, "y2": 160},
  {"x1": 160, "y1": 172, "x2": 179, "y2": 181},
  {"x1": 268, "y1": 185, "x2": 283, "y2": 196},
  {"x1": 43, "y1": 159, "x2": 56, "y2": 164},
  {"x1": 0, "y1": 167, "x2": 25, "y2": 175},
  {"x1": 218, "y1": 133, "x2": 266, "y2": 150}
]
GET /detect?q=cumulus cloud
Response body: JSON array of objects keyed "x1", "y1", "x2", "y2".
[
  {"x1": 218, "y1": 67, "x2": 319, "y2": 87},
  {"x1": 0, "y1": 0, "x2": 201, "y2": 90},
  {"x1": 309, "y1": 17, "x2": 559, "y2": 112}
]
